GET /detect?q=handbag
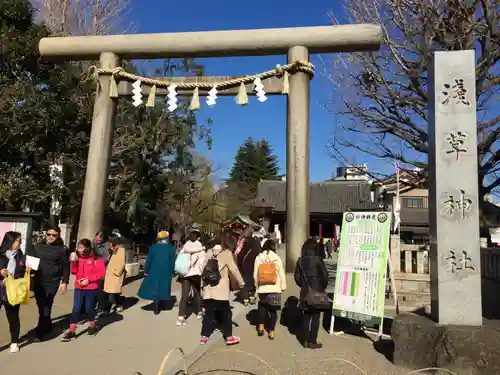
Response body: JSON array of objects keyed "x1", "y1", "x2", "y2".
[
  {"x1": 299, "y1": 259, "x2": 330, "y2": 310},
  {"x1": 5, "y1": 268, "x2": 30, "y2": 306}
]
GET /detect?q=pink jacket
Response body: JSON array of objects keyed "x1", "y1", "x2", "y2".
[
  {"x1": 70, "y1": 254, "x2": 106, "y2": 290},
  {"x1": 182, "y1": 241, "x2": 207, "y2": 277}
]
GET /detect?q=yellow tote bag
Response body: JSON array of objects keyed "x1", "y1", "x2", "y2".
[{"x1": 5, "y1": 268, "x2": 30, "y2": 306}]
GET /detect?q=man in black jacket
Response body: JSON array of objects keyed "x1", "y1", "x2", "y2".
[{"x1": 28, "y1": 224, "x2": 70, "y2": 341}]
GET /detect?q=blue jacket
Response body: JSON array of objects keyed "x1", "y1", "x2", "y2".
[{"x1": 137, "y1": 241, "x2": 175, "y2": 301}]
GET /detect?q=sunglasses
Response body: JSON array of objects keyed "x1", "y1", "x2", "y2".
[{"x1": 46, "y1": 233, "x2": 59, "y2": 238}]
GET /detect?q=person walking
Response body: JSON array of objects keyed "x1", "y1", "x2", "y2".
[
  {"x1": 92, "y1": 230, "x2": 110, "y2": 265},
  {"x1": 0, "y1": 231, "x2": 26, "y2": 353},
  {"x1": 294, "y1": 238, "x2": 329, "y2": 349},
  {"x1": 325, "y1": 239, "x2": 333, "y2": 259},
  {"x1": 236, "y1": 228, "x2": 260, "y2": 306},
  {"x1": 61, "y1": 239, "x2": 105, "y2": 341},
  {"x1": 28, "y1": 224, "x2": 69, "y2": 341},
  {"x1": 200, "y1": 233, "x2": 244, "y2": 346},
  {"x1": 317, "y1": 237, "x2": 326, "y2": 259},
  {"x1": 138, "y1": 231, "x2": 176, "y2": 315},
  {"x1": 103, "y1": 237, "x2": 126, "y2": 314},
  {"x1": 253, "y1": 239, "x2": 286, "y2": 340},
  {"x1": 92, "y1": 229, "x2": 109, "y2": 314},
  {"x1": 176, "y1": 230, "x2": 206, "y2": 326}
]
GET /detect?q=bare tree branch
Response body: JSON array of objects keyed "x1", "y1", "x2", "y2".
[
  {"x1": 323, "y1": 0, "x2": 499, "y2": 196},
  {"x1": 33, "y1": 0, "x2": 135, "y2": 36}
]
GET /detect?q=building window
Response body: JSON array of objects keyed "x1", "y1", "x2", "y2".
[{"x1": 402, "y1": 196, "x2": 428, "y2": 209}]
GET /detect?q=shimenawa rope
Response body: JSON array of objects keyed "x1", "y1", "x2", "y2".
[
  {"x1": 86, "y1": 60, "x2": 314, "y2": 108},
  {"x1": 89, "y1": 60, "x2": 314, "y2": 90}
]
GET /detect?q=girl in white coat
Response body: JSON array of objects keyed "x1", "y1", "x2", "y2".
[
  {"x1": 177, "y1": 230, "x2": 206, "y2": 326},
  {"x1": 253, "y1": 239, "x2": 286, "y2": 340}
]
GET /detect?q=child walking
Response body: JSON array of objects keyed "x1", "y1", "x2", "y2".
[
  {"x1": 253, "y1": 239, "x2": 286, "y2": 340},
  {"x1": 62, "y1": 239, "x2": 105, "y2": 341}
]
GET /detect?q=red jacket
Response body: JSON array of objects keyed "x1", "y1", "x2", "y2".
[{"x1": 71, "y1": 254, "x2": 105, "y2": 290}]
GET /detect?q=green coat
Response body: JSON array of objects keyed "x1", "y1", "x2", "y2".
[{"x1": 138, "y1": 242, "x2": 175, "y2": 301}]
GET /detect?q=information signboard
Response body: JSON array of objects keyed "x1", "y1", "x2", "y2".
[
  {"x1": 0, "y1": 220, "x2": 30, "y2": 253},
  {"x1": 332, "y1": 211, "x2": 391, "y2": 326}
]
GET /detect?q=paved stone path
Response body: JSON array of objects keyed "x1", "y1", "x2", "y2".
[
  {"x1": 185, "y1": 278, "x2": 411, "y2": 375},
  {"x1": 0, "y1": 278, "x2": 244, "y2": 375}
]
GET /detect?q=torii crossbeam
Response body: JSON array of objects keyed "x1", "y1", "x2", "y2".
[{"x1": 39, "y1": 24, "x2": 381, "y2": 271}]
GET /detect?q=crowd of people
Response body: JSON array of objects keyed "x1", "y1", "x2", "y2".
[
  {"x1": 0, "y1": 226, "x2": 127, "y2": 352},
  {"x1": 0, "y1": 224, "x2": 330, "y2": 354}
]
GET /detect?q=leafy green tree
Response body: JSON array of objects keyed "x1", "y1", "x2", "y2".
[
  {"x1": 1, "y1": 0, "x2": 214, "y2": 242},
  {"x1": 229, "y1": 137, "x2": 280, "y2": 197},
  {"x1": 0, "y1": 0, "x2": 94, "y2": 217}
]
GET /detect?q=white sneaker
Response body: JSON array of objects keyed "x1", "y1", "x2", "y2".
[
  {"x1": 176, "y1": 317, "x2": 186, "y2": 326},
  {"x1": 9, "y1": 343, "x2": 19, "y2": 353},
  {"x1": 197, "y1": 312, "x2": 204, "y2": 319}
]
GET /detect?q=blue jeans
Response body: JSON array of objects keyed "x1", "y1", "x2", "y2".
[{"x1": 70, "y1": 289, "x2": 97, "y2": 324}]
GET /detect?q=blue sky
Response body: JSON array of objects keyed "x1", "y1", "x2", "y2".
[{"x1": 130, "y1": 0, "x2": 382, "y2": 181}]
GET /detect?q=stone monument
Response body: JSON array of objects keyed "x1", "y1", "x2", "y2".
[
  {"x1": 391, "y1": 50, "x2": 500, "y2": 373},
  {"x1": 428, "y1": 50, "x2": 482, "y2": 326}
]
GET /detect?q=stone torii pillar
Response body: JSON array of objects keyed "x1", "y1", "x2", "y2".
[{"x1": 39, "y1": 24, "x2": 381, "y2": 270}]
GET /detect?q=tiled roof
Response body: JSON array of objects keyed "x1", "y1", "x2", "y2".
[
  {"x1": 373, "y1": 170, "x2": 427, "y2": 194},
  {"x1": 400, "y1": 201, "x2": 500, "y2": 227},
  {"x1": 257, "y1": 180, "x2": 378, "y2": 213}
]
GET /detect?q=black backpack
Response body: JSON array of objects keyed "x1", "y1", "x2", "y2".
[{"x1": 202, "y1": 254, "x2": 222, "y2": 287}]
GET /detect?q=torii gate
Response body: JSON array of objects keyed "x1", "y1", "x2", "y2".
[{"x1": 39, "y1": 24, "x2": 381, "y2": 270}]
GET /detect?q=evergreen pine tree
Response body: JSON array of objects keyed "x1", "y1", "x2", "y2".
[{"x1": 229, "y1": 137, "x2": 279, "y2": 196}]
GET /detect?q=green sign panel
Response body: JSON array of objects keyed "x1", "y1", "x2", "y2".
[{"x1": 332, "y1": 211, "x2": 392, "y2": 326}]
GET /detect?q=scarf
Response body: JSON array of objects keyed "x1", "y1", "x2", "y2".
[
  {"x1": 235, "y1": 237, "x2": 245, "y2": 257},
  {"x1": 5, "y1": 250, "x2": 18, "y2": 275}
]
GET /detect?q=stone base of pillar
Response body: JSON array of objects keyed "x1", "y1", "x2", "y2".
[
  {"x1": 392, "y1": 314, "x2": 498, "y2": 372},
  {"x1": 68, "y1": 274, "x2": 77, "y2": 290},
  {"x1": 390, "y1": 234, "x2": 401, "y2": 273},
  {"x1": 59, "y1": 223, "x2": 73, "y2": 249}
]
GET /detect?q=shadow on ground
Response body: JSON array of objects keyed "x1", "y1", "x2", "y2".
[
  {"x1": 373, "y1": 339, "x2": 394, "y2": 362},
  {"x1": 191, "y1": 370, "x2": 257, "y2": 375},
  {"x1": 0, "y1": 313, "x2": 70, "y2": 352},
  {"x1": 122, "y1": 296, "x2": 140, "y2": 310},
  {"x1": 141, "y1": 296, "x2": 177, "y2": 312},
  {"x1": 280, "y1": 296, "x2": 301, "y2": 336},
  {"x1": 124, "y1": 272, "x2": 144, "y2": 287},
  {"x1": 0, "y1": 309, "x2": 127, "y2": 353}
]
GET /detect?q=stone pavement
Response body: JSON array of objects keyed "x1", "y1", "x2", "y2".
[
  {"x1": 1, "y1": 270, "x2": 429, "y2": 375},
  {"x1": 175, "y1": 275, "x2": 418, "y2": 375},
  {"x1": 0, "y1": 278, "x2": 246, "y2": 375}
]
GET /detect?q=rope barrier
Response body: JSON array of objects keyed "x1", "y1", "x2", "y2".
[{"x1": 132, "y1": 346, "x2": 459, "y2": 375}]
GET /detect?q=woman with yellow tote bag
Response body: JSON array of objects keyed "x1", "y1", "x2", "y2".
[{"x1": 0, "y1": 231, "x2": 28, "y2": 353}]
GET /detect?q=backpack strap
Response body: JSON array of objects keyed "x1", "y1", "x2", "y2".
[{"x1": 263, "y1": 251, "x2": 277, "y2": 264}]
